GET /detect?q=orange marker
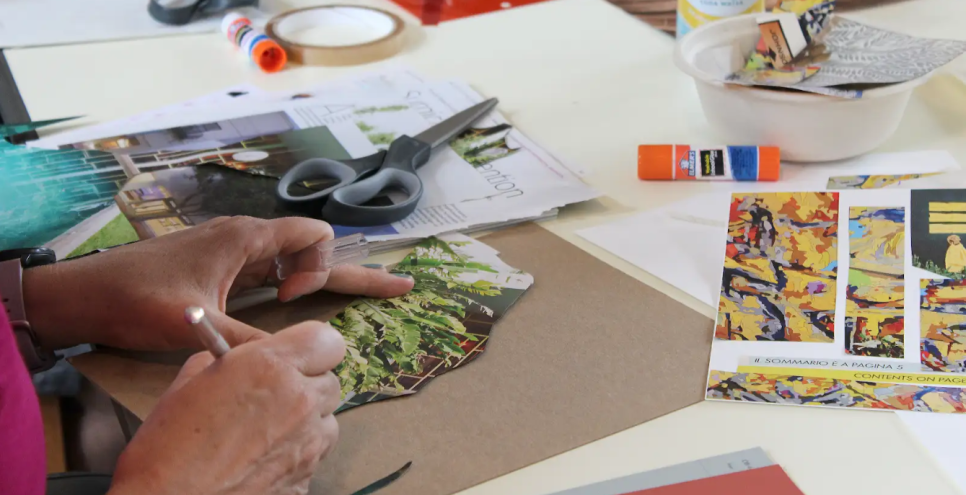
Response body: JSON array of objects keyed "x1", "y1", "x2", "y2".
[
  {"x1": 638, "y1": 145, "x2": 780, "y2": 181},
  {"x1": 221, "y1": 13, "x2": 287, "y2": 73}
]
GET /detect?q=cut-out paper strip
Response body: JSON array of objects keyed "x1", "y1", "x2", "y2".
[
  {"x1": 911, "y1": 189, "x2": 966, "y2": 279},
  {"x1": 331, "y1": 234, "x2": 533, "y2": 413},
  {"x1": 844, "y1": 207, "x2": 905, "y2": 358},
  {"x1": 826, "y1": 173, "x2": 942, "y2": 190},
  {"x1": 920, "y1": 279, "x2": 966, "y2": 373},
  {"x1": 707, "y1": 370, "x2": 966, "y2": 413},
  {"x1": 0, "y1": 116, "x2": 80, "y2": 138},
  {"x1": 716, "y1": 192, "x2": 839, "y2": 342}
]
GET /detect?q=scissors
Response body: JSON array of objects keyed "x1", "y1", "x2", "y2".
[{"x1": 276, "y1": 98, "x2": 499, "y2": 227}]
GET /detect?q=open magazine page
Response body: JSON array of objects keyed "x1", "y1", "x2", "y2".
[{"x1": 41, "y1": 71, "x2": 595, "y2": 247}]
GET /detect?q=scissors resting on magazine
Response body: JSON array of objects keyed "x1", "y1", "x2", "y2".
[{"x1": 275, "y1": 98, "x2": 499, "y2": 227}]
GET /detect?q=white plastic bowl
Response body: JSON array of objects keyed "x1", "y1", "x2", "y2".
[{"x1": 673, "y1": 14, "x2": 930, "y2": 162}]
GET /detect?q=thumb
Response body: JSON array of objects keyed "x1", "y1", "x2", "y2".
[
  {"x1": 168, "y1": 351, "x2": 215, "y2": 394},
  {"x1": 206, "y1": 311, "x2": 271, "y2": 347}
]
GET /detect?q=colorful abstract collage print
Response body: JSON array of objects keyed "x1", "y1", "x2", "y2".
[
  {"x1": 707, "y1": 371, "x2": 966, "y2": 413},
  {"x1": 716, "y1": 193, "x2": 839, "y2": 342},
  {"x1": 844, "y1": 207, "x2": 905, "y2": 358},
  {"x1": 921, "y1": 280, "x2": 966, "y2": 372}
]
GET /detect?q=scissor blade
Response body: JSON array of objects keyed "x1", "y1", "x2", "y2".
[{"x1": 414, "y1": 98, "x2": 499, "y2": 149}]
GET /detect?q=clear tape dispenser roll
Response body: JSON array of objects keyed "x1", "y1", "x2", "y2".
[{"x1": 266, "y1": 5, "x2": 406, "y2": 67}]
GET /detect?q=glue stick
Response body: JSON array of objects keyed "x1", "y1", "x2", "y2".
[
  {"x1": 638, "y1": 145, "x2": 780, "y2": 181},
  {"x1": 221, "y1": 13, "x2": 287, "y2": 73}
]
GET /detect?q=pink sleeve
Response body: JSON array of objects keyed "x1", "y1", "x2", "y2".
[{"x1": 0, "y1": 297, "x2": 47, "y2": 494}]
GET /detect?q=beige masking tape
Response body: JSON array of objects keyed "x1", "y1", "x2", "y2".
[{"x1": 266, "y1": 5, "x2": 405, "y2": 67}]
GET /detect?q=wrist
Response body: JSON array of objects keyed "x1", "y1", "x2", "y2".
[{"x1": 22, "y1": 262, "x2": 88, "y2": 350}]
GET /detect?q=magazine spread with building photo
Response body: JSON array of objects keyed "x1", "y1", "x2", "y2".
[{"x1": 3, "y1": 69, "x2": 596, "y2": 257}]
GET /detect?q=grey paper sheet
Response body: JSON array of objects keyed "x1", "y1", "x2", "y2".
[
  {"x1": 545, "y1": 448, "x2": 774, "y2": 495},
  {"x1": 798, "y1": 18, "x2": 966, "y2": 88}
]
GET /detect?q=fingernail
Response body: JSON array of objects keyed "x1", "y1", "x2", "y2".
[
  {"x1": 282, "y1": 294, "x2": 303, "y2": 303},
  {"x1": 362, "y1": 263, "x2": 383, "y2": 269}
]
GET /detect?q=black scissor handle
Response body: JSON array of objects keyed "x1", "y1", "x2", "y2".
[
  {"x1": 322, "y1": 136, "x2": 432, "y2": 226},
  {"x1": 276, "y1": 158, "x2": 358, "y2": 206},
  {"x1": 276, "y1": 151, "x2": 387, "y2": 209}
]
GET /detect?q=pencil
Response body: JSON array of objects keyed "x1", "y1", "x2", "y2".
[{"x1": 184, "y1": 306, "x2": 231, "y2": 358}]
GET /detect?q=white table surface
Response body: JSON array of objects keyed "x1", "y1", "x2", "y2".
[{"x1": 8, "y1": 0, "x2": 966, "y2": 493}]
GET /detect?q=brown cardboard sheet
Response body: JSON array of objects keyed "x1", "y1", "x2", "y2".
[{"x1": 70, "y1": 223, "x2": 714, "y2": 495}]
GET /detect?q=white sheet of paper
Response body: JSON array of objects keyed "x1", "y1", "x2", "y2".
[
  {"x1": 0, "y1": 0, "x2": 266, "y2": 49},
  {"x1": 950, "y1": 56, "x2": 966, "y2": 84},
  {"x1": 577, "y1": 150, "x2": 963, "y2": 307},
  {"x1": 898, "y1": 412, "x2": 966, "y2": 492}
]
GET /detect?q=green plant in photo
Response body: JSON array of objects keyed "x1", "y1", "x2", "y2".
[
  {"x1": 448, "y1": 124, "x2": 518, "y2": 168},
  {"x1": 914, "y1": 254, "x2": 965, "y2": 279},
  {"x1": 366, "y1": 132, "x2": 396, "y2": 147},
  {"x1": 330, "y1": 238, "x2": 503, "y2": 399},
  {"x1": 354, "y1": 105, "x2": 408, "y2": 115},
  {"x1": 356, "y1": 121, "x2": 375, "y2": 133}
]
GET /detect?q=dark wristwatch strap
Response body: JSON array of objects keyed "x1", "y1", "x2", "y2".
[{"x1": 0, "y1": 259, "x2": 57, "y2": 373}]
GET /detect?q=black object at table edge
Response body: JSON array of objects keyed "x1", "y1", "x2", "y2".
[{"x1": 0, "y1": 50, "x2": 35, "y2": 142}]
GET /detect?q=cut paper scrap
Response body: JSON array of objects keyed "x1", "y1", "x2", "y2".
[
  {"x1": 826, "y1": 173, "x2": 943, "y2": 190},
  {"x1": 920, "y1": 280, "x2": 966, "y2": 373},
  {"x1": 715, "y1": 192, "x2": 839, "y2": 342},
  {"x1": 750, "y1": 1, "x2": 834, "y2": 69},
  {"x1": 728, "y1": 16, "x2": 966, "y2": 98},
  {"x1": 634, "y1": 465, "x2": 804, "y2": 495},
  {"x1": 331, "y1": 234, "x2": 533, "y2": 412},
  {"x1": 544, "y1": 447, "x2": 803, "y2": 495},
  {"x1": 707, "y1": 370, "x2": 966, "y2": 413},
  {"x1": 911, "y1": 189, "x2": 966, "y2": 279},
  {"x1": 844, "y1": 207, "x2": 905, "y2": 358}
]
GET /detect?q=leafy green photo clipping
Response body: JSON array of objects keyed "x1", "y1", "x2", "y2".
[{"x1": 330, "y1": 236, "x2": 531, "y2": 412}]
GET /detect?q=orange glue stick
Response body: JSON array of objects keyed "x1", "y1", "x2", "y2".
[
  {"x1": 638, "y1": 145, "x2": 780, "y2": 181},
  {"x1": 221, "y1": 13, "x2": 287, "y2": 73}
]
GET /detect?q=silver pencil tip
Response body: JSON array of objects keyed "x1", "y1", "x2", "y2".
[{"x1": 184, "y1": 306, "x2": 206, "y2": 325}]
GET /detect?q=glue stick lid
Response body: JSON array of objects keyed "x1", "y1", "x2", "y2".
[
  {"x1": 637, "y1": 145, "x2": 675, "y2": 180},
  {"x1": 756, "y1": 146, "x2": 781, "y2": 181}
]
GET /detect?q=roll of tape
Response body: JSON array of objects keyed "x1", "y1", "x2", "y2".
[{"x1": 266, "y1": 5, "x2": 406, "y2": 67}]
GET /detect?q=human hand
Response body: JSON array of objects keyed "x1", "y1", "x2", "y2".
[
  {"x1": 109, "y1": 321, "x2": 345, "y2": 495},
  {"x1": 23, "y1": 216, "x2": 414, "y2": 351}
]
